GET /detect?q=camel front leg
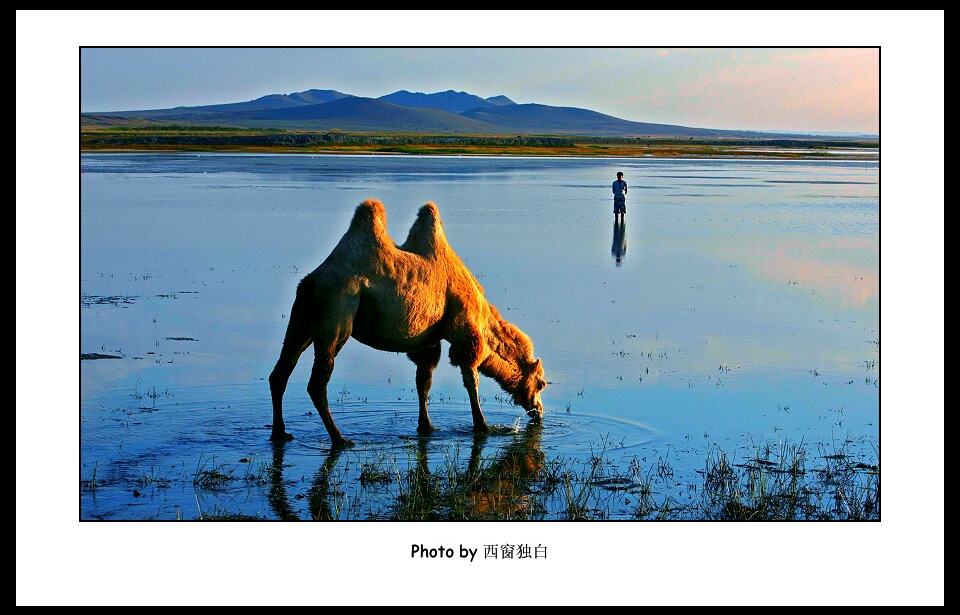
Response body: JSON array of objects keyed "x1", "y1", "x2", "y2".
[
  {"x1": 460, "y1": 366, "x2": 490, "y2": 434},
  {"x1": 408, "y1": 344, "x2": 442, "y2": 434}
]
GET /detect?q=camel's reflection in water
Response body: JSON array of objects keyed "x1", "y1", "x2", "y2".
[
  {"x1": 406, "y1": 422, "x2": 545, "y2": 520},
  {"x1": 268, "y1": 422, "x2": 545, "y2": 520},
  {"x1": 265, "y1": 440, "x2": 348, "y2": 521}
]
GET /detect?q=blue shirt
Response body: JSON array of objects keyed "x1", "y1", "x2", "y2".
[{"x1": 612, "y1": 179, "x2": 628, "y2": 200}]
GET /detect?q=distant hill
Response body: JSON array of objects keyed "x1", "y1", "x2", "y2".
[
  {"x1": 460, "y1": 103, "x2": 750, "y2": 138},
  {"x1": 81, "y1": 87, "x2": 861, "y2": 139},
  {"x1": 484, "y1": 95, "x2": 516, "y2": 107},
  {"x1": 232, "y1": 97, "x2": 506, "y2": 133},
  {"x1": 378, "y1": 89, "x2": 514, "y2": 114},
  {"x1": 91, "y1": 89, "x2": 353, "y2": 118},
  {"x1": 186, "y1": 88, "x2": 353, "y2": 112}
]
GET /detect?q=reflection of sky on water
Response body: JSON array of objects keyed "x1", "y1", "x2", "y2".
[
  {"x1": 754, "y1": 244, "x2": 877, "y2": 309},
  {"x1": 81, "y1": 154, "x2": 879, "y2": 519},
  {"x1": 81, "y1": 153, "x2": 878, "y2": 372}
]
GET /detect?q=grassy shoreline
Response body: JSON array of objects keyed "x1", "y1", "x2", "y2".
[{"x1": 80, "y1": 126, "x2": 880, "y2": 160}]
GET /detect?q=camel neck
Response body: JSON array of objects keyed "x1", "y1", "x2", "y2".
[{"x1": 478, "y1": 314, "x2": 525, "y2": 391}]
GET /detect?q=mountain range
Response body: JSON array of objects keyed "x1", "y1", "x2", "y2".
[{"x1": 81, "y1": 88, "x2": 864, "y2": 140}]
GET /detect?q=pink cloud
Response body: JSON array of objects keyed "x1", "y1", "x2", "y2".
[{"x1": 672, "y1": 48, "x2": 879, "y2": 132}]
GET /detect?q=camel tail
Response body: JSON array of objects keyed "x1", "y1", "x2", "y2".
[{"x1": 293, "y1": 274, "x2": 317, "y2": 322}]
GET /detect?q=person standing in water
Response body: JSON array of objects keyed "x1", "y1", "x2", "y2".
[{"x1": 612, "y1": 171, "x2": 628, "y2": 221}]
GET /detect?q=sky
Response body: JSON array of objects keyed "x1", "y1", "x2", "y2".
[
  {"x1": 78, "y1": 46, "x2": 880, "y2": 135},
  {"x1": 17, "y1": 10, "x2": 945, "y2": 607}
]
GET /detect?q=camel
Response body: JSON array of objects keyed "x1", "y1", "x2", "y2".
[{"x1": 268, "y1": 198, "x2": 547, "y2": 447}]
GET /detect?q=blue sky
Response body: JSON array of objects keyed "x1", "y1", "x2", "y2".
[{"x1": 79, "y1": 46, "x2": 881, "y2": 134}]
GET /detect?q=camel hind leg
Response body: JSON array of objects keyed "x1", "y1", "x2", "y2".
[
  {"x1": 269, "y1": 287, "x2": 313, "y2": 442},
  {"x1": 270, "y1": 276, "x2": 358, "y2": 447},
  {"x1": 305, "y1": 288, "x2": 361, "y2": 448},
  {"x1": 307, "y1": 340, "x2": 354, "y2": 448}
]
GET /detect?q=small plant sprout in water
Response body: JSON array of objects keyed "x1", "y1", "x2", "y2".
[
  {"x1": 81, "y1": 462, "x2": 100, "y2": 492},
  {"x1": 137, "y1": 462, "x2": 172, "y2": 489}
]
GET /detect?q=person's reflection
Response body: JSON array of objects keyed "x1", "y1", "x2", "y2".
[{"x1": 612, "y1": 217, "x2": 627, "y2": 266}]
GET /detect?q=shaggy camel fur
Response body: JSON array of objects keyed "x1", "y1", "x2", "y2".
[{"x1": 269, "y1": 199, "x2": 547, "y2": 447}]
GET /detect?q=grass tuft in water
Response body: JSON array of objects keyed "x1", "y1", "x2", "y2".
[{"x1": 192, "y1": 454, "x2": 238, "y2": 488}]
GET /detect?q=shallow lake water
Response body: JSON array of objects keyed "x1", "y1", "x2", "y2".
[{"x1": 80, "y1": 153, "x2": 879, "y2": 521}]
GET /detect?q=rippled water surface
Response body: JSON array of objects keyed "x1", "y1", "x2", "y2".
[{"x1": 80, "y1": 153, "x2": 879, "y2": 520}]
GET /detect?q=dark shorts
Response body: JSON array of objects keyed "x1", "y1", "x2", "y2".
[{"x1": 614, "y1": 199, "x2": 626, "y2": 214}]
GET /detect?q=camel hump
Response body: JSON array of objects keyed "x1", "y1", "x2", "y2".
[
  {"x1": 400, "y1": 202, "x2": 449, "y2": 257},
  {"x1": 346, "y1": 198, "x2": 391, "y2": 245},
  {"x1": 419, "y1": 201, "x2": 441, "y2": 219}
]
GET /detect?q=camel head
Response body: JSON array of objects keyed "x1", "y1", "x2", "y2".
[{"x1": 512, "y1": 358, "x2": 546, "y2": 421}]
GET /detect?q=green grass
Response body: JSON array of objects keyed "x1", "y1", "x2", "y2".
[
  {"x1": 364, "y1": 434, "x2": 879, "y2": 521},
  {"x1": 80, "y1": 127, "x2": 879, "y2": 159},
  {"x1": 315, "y1": 430, "x2": 879, "y2": 521},
  {"x1": 83, "y1": 434, "x2": 878, "y2": 520}
]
